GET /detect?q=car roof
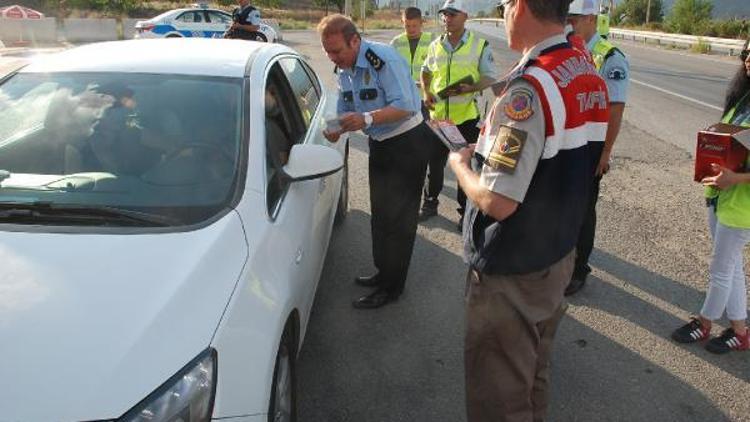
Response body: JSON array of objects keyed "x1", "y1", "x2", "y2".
[
  {"x1": 19, "y1": 39, "x2": 293, "y2": 78},
  {"x1": 153, "y1": 7, "x2": 228, "y2": 18}
]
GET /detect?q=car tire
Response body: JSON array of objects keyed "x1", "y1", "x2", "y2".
[
  {"x1": 334, "y1": 142, "x2": 349, "y2": 225},
  {"x1": 166, "y1": 34, "x2": 181, "y2": 38},
  {"x1": 268, "y1": 325, "x2": 297, "y2": 422},
  {"x1": 255, "y1": 32, "x2": 268, "y2": 42}
]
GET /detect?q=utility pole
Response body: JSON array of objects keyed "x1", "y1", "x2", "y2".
[
  {"x1": 646, "y1": 0, "x2": 652, "y2": 24},
  {"x1": 345, "y1": 0, "x2": 352, "y2": 16}
]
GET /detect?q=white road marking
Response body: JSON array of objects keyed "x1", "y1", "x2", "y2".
[{"x1": 630, "y1": 78, "x2": 723, "y2": 111}]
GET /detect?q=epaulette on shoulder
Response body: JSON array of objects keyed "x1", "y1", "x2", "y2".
[{"x1": 365, "y1": 48, "x2": 385, "y2": 71}]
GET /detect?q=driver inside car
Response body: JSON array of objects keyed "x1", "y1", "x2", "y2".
[{"x1": 87, "y1": 83, "x2": 162, "y2": 176}]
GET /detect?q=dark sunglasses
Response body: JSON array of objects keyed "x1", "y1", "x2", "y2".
[{"x1": 741, "y1": 49, "x2": 749, "y2": 62}]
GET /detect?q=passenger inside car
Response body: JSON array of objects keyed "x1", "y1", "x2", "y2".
[{"x1": 265, "y1": 84, "x2": 293, "y2": 167}]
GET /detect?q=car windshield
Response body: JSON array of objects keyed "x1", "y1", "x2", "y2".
[{"x1": 0, "y1": 72, "x2": 243, "y2": 227}]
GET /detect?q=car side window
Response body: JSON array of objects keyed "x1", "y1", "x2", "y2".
[
  {"x1": 176, "y1": 12, "x2": 201, "y2": 23},
  {"x1": 208, "y1": 11, "x2": 231, "y2": 24},
  {"x1": 265, "y1": 63, "x2": 308, "y2": 217},
  {"x1": 278, "y1": 58, "x2": 320, "y2": 130}
]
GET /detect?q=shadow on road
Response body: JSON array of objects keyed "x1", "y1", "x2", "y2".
[
  {"x1": 298, "y1": 209, "x2": 467, "y2": 422},
  {"x1": 555, "y1": 317, "x2": 731, "y2": 421},
  {"x1": 572, "y1": 249, "x2": 750, "y2": 383}
]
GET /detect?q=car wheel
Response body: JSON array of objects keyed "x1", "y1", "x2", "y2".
[
  {"x1": 334, "y1": 142, "x2": 349, "y2": 225},
  {"x1": 268, "y1": 327, "x2": 296, "y2": 422},
  {"x1": 255, "y1": 32, "x2": 269, "y2": 42},
  {"x1": 166, "y1": 34, "x2": 181, "y2": 38}
]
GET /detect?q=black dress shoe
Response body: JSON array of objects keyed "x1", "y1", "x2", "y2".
[
  {"x1": 564, "y1": 277, "x2": 587, "y2": 296},
  {"x1": 354, "y1": 273, "x2": 381, "y2": 287},
  {"x1": 352, "y1": 289, "x2": 397, "y2": 309}
]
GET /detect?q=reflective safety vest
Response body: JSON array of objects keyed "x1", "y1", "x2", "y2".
[
  {"x1": 704, "y1": 93, "x2": 750, "y2": 229},
  {"x1": 425, "y1": 31, "x2": 485, "y2": 124},
  {"x1": 597, "y1": 14, "x2": 610, "y2": 38},
  {"x1": 464, "y1": 41, "x2": 610, "y2": 275},
  {"x1": 391, "y1": 32, "x2": 434, "y2": 84},
  {"x1": 590, "y1": 36, "x2": 620, "y2": 71}
]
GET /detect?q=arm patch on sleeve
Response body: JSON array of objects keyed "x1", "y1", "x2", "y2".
[
  {"x1": 487, "y1": 125, "x2": 528, "y2": 174},
  {"x1": 608, "y1": 67, "x2": 627, "y2": 80},
  {"x1": 504, "y1": 88, "x2": 534, "y2": 121}
]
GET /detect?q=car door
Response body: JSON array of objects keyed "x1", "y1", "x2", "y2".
[
  {"x1": 206, "y1": 10, "x2": 232, "y2": 38},
  {"x1": 261, "y1": 59, "x2": 321, "y2": 323},
  {"x1": 275, "y1": 57, "x2": 338, "y2": 317}
]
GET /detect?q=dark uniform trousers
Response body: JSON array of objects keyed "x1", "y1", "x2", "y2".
[
  {"x1": 574, "y1": 174, "x2": 602, "y2": 280},
  {"x1": 369, "y1": 123, "x2": 429, "y2": 296},
  {"x1": 464, "y1": 250, "x2": 575, "y2": 422},
  {"x1": 453, "y1": 118, "x2": 481, "y2": 215}
]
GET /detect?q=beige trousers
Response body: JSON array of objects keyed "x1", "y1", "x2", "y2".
[{"x1": 464, "y1": 250, "x2": 575, "y2": 422}]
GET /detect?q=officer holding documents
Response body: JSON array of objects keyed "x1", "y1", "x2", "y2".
[
  {"x1": 421, "y1": 0, "x2": 498, "y2": 227},
  {"x1": 566, "y1": 0, "x2": 630, "y2": 296},
  {"x1": 449, "y1": 0, "x2": 609, "y2": 419},
  {"x1": 319, "y1": 14, "x2": 429, "y2": 309}
]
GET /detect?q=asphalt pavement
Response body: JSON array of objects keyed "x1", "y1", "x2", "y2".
[{"x1": 287, "y1": 28, "x2": 750, "y2": 422}]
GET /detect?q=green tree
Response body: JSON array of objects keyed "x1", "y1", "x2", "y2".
[
  {"x1": 667, "y1": 0, "x2": 713, "y2": 34},
  {"x1": 611, "y1": 0, "x2": 663, "y2": 25},
  {"x1": 312, "y1": 0, "x2": 346, "y2": 13}
]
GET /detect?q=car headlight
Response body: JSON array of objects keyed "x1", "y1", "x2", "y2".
[{"x1": 118, "y1": 348, "x2": 217, "y2": 422}]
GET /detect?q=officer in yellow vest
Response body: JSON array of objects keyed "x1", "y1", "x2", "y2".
[
  {"x1": 390, "y1": 7, "x2": 435, "y2": 91},
  {"x1": 420, "y1": 0, "x2": 498, "y2": 227},
  {"x1": 566, "y1": 0, "x2": 630, "y2": 295},
  {"x1": 597, "y1": 12, "x2": 610, "y2": 39}
]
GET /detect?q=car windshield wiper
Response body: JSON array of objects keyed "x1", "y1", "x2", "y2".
[{"x1": 0, "y1": 202, "x2": 180, "y2": 227}]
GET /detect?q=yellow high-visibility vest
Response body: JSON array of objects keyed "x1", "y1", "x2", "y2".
[
  {"x1": 391, "y1": 31, "x2": 435, "y2": 84},
  {"x1": 425, "y1": 31, "x2": 484, "y2": 124},
  {"x1": 591, "y1": 36, "x2": 619, "y2": 71},
  {"x1": 597, "y1": 14, "x2": 610, "y2": 38}
]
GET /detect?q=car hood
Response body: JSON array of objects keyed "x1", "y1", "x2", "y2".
[{"x1": 0, "y1": 211, "x2": 248, "y2": 422}]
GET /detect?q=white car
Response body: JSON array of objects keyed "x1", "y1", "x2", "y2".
[
  {"x1": 0, "y1": 38, "x2": 348, "y2": 422},
  {"x1": 134, "y1": 5, "x2": 279, "y2": 42}
]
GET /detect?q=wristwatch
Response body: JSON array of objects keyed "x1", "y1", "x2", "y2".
[{"x1": 363, "y1": 112, "x2": 374, "y2": 129}]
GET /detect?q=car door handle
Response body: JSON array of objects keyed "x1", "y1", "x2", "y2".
[{"x1": 295, "y1": 248, "x2": 303, "y2": 265}]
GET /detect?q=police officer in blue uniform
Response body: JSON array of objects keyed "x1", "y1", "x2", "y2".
[{"x1": 318, "y1": 14, "x2": 429, "y2": 309}]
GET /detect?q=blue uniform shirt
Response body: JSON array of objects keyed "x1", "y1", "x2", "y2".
[
  {"x1": 336, "y1": 39, "x2": 422, "y2": 140},
  {"x1": 588, "y1": 36, "x2": 630, "y2": 104}
]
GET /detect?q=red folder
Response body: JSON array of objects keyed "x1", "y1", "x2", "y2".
[{"x1": 694, "y1": 123, "x2": 750, "y2": 182}]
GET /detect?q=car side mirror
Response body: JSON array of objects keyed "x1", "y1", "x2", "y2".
[{"x1": 282, "y1": 144, "x2": 343, "y2": 182}]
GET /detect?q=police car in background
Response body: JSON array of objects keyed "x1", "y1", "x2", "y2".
[{"x1": 134, "y1": 3, "x2": 279, "y2": 42}]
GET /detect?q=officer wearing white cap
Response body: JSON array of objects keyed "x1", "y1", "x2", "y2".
[
  {"x1": 566, "y1": 0, "x2": 630, "y2": 296},
  {"x1": 420, "y1": 0, "x2": 498, "y2": 227},
  {"x1": 319, "y1": 14, "x2": 430, "y2": 309}
]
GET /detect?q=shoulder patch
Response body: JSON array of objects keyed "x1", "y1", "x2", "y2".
[
  {"x1": 504, "y1": 88, "x2": 534, "y2": 121},
  {"x1": 487, "y1": 125, "x2": 528, "y2": 174},
  {"x1": 607, "y1": 67, "x2": 627, "y2": 80},
  {"x1": 365, "y1": 48, "x2": 385, "y2": 71}
]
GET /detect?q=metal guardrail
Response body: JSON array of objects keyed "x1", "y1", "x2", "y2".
[
  {"x1": 609, "y1": 28, "x2": 745, "y2": 55},
  {"x1": 471, "y1": 18, "x2": 746, "y2": 56}
]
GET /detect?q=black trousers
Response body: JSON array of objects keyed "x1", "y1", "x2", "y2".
[
  {"x1": 574, "y1": 175, "x2": 602, "y2": 280},
  {"x1": 423, "y1": 131, "x2": 450, "y2": 202},
  {"x1": 455, "y1": 118, "x2": 481, "y2": 216},
  {"x1": 369, "y1": 123, "x2": 429, "y2": 296}
]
